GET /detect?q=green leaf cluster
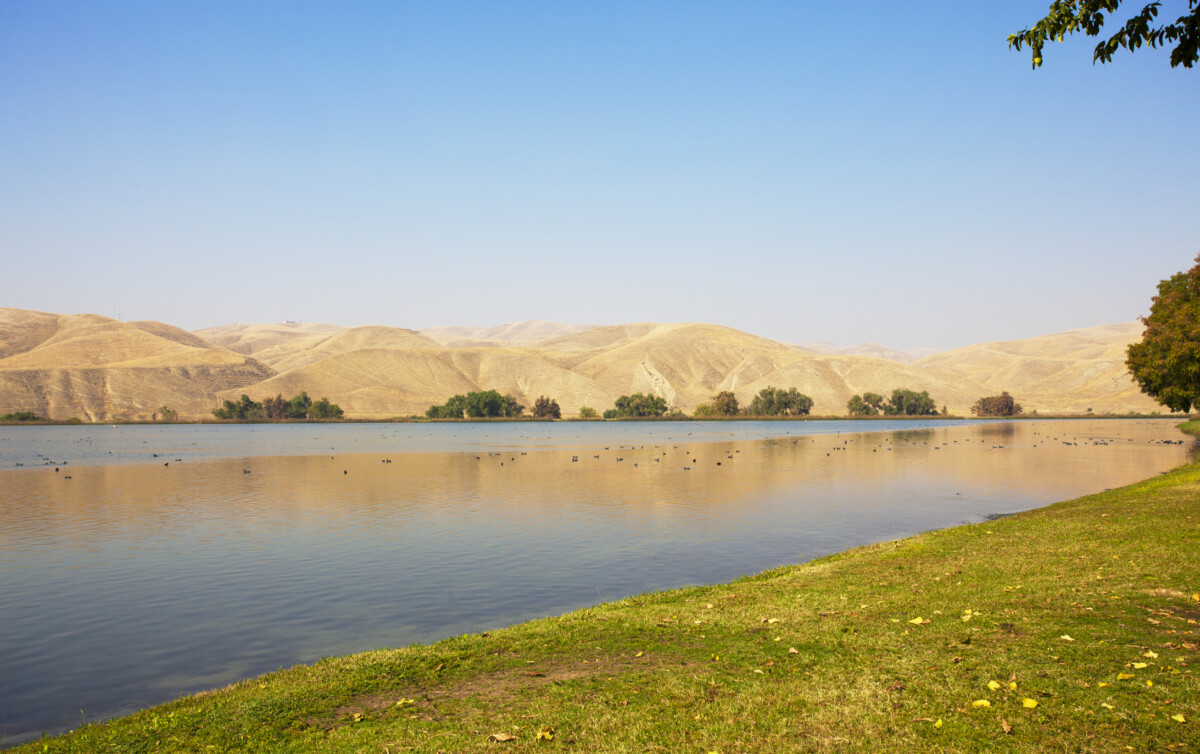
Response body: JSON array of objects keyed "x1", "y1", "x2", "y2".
[
  {"x1": 532, "y1": 396, "x2": 562, "y2": 419},
  {"x1": 747, "y1": 386, "x2": 814, "y2": 416},
  {"x1": 426, "y1": 390, "x2": 524, "y2": 419},
  {"x1": 971, "y1": 392, "x2": 1024, "y2": 417},
  {"x1": 1010, "y1": 1, "x2": 1200, "y2": 69},
  {"x1": 611, "y1": 392, "x2": 669, "y2": 418},
  {"x1": 1126, "y1": 254, "x2": 1200, "y2": 412},
  {"x1": 213, "y1": 392, "x2": 342, "y2": 420},
  {"x1": 848, "y1": 389, "x2": 938, "y2": 416},
  {"x1": 0, "y1": 411, "x2": 42, "y2": 421},
  {"x1": 847, "y1": 392, "x2": 885, "y2": 416}
]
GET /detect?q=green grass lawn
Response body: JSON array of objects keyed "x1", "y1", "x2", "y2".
[{"x1": 17, "y1": 426, "x2": 1200, "y2": 752}]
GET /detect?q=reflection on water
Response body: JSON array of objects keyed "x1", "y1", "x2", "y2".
[{"x1": 0, "y1": 419, "x2": 1193, "y2": 745}]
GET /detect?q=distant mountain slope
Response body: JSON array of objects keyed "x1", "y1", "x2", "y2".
[
  {"x1": 193, "y1": 322, "x2": 344, "y2": 356},
  {"x1": 801, "y1": 341, "x2": 941, "y2": 364},
  {"x1": 0, "y1": 308, "x2": 274, "y2": 421},
  {"x1": 912, "y1": 322, "x2": 1156, "y2": 414},
  {"x1": 248, "y1": 326, "x2": 442, "y2": 373},
  {"x1": 0, "y1": 309, "x2": 1160, "y2": 420},
  {"x1": 420, "y1": 320, "x2": 595, "y2": 346}
]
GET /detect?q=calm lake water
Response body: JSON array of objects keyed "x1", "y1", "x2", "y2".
[{"x1": 0, "y1": 419, "x2": 1194, "y2": 745}]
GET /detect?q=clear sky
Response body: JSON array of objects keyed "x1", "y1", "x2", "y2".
[{"x1": 1, "y1": 1, "x2": 1196, "y2": 350}]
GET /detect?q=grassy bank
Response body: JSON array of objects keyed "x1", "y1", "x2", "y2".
[{"x1": 16, "y1": 443, "x2": 1200, "y2": 751}]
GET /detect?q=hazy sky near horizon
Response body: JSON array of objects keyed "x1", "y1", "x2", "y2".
[{"x1": 2, "y1": 1, "x2": 1196, "y2": 350}]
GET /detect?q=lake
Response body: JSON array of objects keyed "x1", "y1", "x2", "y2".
[{"x1": 0, "y1": 418, "x2": 1194, "y2": 746}]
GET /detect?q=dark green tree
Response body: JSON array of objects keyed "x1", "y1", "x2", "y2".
[
  {"x1": 308, "y1": 397, "x2": 344, "y2": 419},
  {"x1": 285, "y1": 391, "x2": 312, "y2": 419},
  {"x1": 213, "y1": 394, "x2": 264, "y2": 420},
  {"x1": 1010, "y1": 1, "x2": 1200, "y2": 69},
  {"x1": 847, "y1": 391, "x2": 885, "y2": 416},
  {"x1": 1126, "y1": 254, "x2": 1200, "y2": 412},
  {"x1": 971, "y1": 392, "x2": 1024, "y2": 417},
  {"x1": 262, "y1": 394, "x2": 289, "y2": 419},
  {"x1": 427, "y1": 391, "x2": 523, "y2": 419},
  {"x1": 711, "y1": 391, "x2": 739, "y2": 416},
  {"x1": 884, "y1": 389, "x2": 938, "y2": 416},
  {"x1": 748, "y1": 386, "x2": 814, "y2": 416},
  {"x1": 612, "y1": 392, "x2": 669, "y2": 417},
  {"x1": 532, "y1": 396, "x2": 561, "y2": 419}
]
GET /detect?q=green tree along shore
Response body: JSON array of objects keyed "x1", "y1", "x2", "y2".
[
  {"x1": 848, "y1": 388, "x2": 938, "y2": 416},
  {"x1": 212, "y1": 392, "x2": 343, "y2": 421},
  {"x1": 426, "y1": 390, "x2": 524, "y2": 419},
  {"x1": 21, "y1": 422, "x2": 1200, "y2": 752}
]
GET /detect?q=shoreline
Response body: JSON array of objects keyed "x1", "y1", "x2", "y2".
[
  {"x1": 0, "y1": 412, "x2": 1189, "y2": 428},
  {"x1": 10, "y1": 422, "x2": 1199, "y2": 751}
]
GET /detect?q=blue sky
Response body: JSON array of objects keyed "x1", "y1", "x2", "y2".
[{"x1": 2, "y1": 1, "x2": 1196, "y2": 350}]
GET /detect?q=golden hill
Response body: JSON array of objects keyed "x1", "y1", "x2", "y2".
[
  {"x1": 0, "y1": 308, "x2": 274, "y2": 421},
  {"x1": 0, "y1": 308, "x2": 1161, "y2": 420},
  {"x1": 193, "y1": 321, "x2": 343, "y2": 356},
  {"x1": 419, "y1": 320, "x2": 594, "y2": 347},
  {"x1": 912, "y1": 322, "x2": 1158, "y2": 415}
]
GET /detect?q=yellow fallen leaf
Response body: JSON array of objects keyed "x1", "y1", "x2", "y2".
[
  {"x1": 972, "y1": 700, "x2": 991, "y2": 708},
  {"x1": 1172, "y1": 714, "x2": 1186, "y2": 723},
  {"x1": 1117, "y1": 673, "x2": 1135, "y2": 680},
  {"x1": 395, "y1": 698, "x2": 415, "y2": 707},
  {"x1": 1132, "y1": 662, "x2": 1148, "y2": 669},
  {"x1": 489, "y1": 733, "x2": 518, "y2": 742},
  {"x1": 908, "y1": 617, "x2": 926, "y2": 625},
  {"x1": 788, "y1": 647, "x2": 799, "y2": 654},
  {"x1": 753, "y1": 669, "x2": 764, "y2": 674},
  {"x1": 1102, "y1": 703, "x2": 1114, "y2": 709},
  {"x1": 1022, "y1": 698, "x2": 1038, "y2": 708},
  {"x1": 1145, "y1": 680, "x2": 1153, "y2": 687},
  {"x1": 536, "y1": 726, "x2": 554, "y2": 741},
  {"x1": 706, "y1": 603, "x2": 714, "y2": 609},
  {"x1": 987, "y1": 680, "x2": 1001, "y2": 691},
  {"x1": 351, "y1": 712, "x2": 364, "y2": 722},
  {"x1": 635, "y1": 651, "x2": 644, "y2": 657},
  {"x1": 1097, "y1": 682, "x2": 1110, "y2": 688},
  {"x1": 934, "y1": 718, "x2": 943, "y2": 728},
  {"x1": 1009, "y1": 681, "x2": 1018, "y2": 691},
  {"x1": 1192, "y1": 593, "x2": 1199, "y2": 602},
  {"x1": 1143, "y1": 650, "x2": 1158, "y2": 658},
  {"x1": 889, "y1": 618, "x2": 900, "y2": 623},
  {"x1": 1060, "y1": 635, "x2": 1075, "y2": 642}
]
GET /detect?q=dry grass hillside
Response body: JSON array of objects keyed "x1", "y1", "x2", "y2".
[
  {"x1": 0, "y1": 308, "x2": 274, "y2": 421},
  {"x1": 0, "y1": 308, "x2": 1161, "y2": 420},
  {"x1": 913, "y1": 322, "x2": 1158, "y2": 415},
  {"x1": 420, "y1": 321, "x2": 593, "y2": 347},
  {"x1": 194, "y1": 322, "x2": 343, "y2": 356}
]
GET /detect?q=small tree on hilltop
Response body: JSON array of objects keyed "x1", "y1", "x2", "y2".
[
  {"x1": 1126, "y1": 254, "x2": 1200, "y2": 413},
  {"x1": 532, "y1": 396, "x2": 561, "y2": 419}
]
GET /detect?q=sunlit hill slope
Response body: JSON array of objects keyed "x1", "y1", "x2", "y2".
[{"x1": 0, "y1": 308, "x2": 1161, "y2": 420}]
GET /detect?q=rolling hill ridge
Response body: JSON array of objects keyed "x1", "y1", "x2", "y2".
[{"x1": 0, "y1": 308, "x2": 1161, "y2": 420}]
